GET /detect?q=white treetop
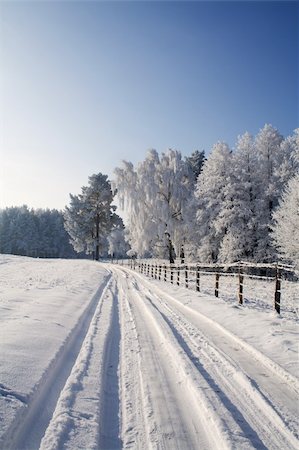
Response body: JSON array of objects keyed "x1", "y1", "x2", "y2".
[
  {"x1": 195, "y1": 142, "x2": 232, "y2": 262},
  {"x1": 253, "y1": 124, "x2": 294, "y2": 260},
  {"x1": 218, "y1": 132, "x2": 260, "y2": 262},
  {"x1": 114, "y1": 149, "x2": 194, "y2": 260},
  {"x1": 272, "y1": 174, "x2": 299, "y2": 269}
]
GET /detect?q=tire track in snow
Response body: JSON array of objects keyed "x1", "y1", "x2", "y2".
[
  {"x1": 115, "y1": 266, "x2": 299, "y2": 450},
  {"x1": 141, "y1": 273, "x2": 299, "y2": 393},
  {"x1": 97, "y1": 283, "x2": 122, "y2": 450},
  {"x1": 113, "y1": 266, "x2": 251, "y2": 450},
  {"x1": 133, "y1": 271, "x2": 299, "y2": 439},
  {"x1": 2, "y1": 272, "x2": 112, "y2": 450},
  {"x1": 141, "y1": 288, "x2": 298, "y2": 450},
  {"x1": 118, "y1": 274, "x2": 154, "y2": 449},
  {"x1": 40, "y1": 276, "x2": 122, "y2": 450}
]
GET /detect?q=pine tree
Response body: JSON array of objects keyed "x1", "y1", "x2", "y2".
[
  {"x1": 0, "y1": 206, "x2": 77, "y2": 258},
  {"x1": 64, "y1": 173, "x2": 121, "y2": 260},
  {"x1": 185, "y1": 150, "x2": 205, "y2": 181}
]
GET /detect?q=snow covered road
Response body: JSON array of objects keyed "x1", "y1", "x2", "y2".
[{"x1": 0, "y1": 257, "x2": 298, "y2": 449}]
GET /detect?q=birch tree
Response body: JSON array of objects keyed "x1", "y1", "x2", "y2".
[
  {"x1": 218, "y1": 132, "x2": 260, "y2": 262},
  {"x1": 195, "y1": 142, "x2": 232, "y2": 262},
  {"x1": 253, "y1": 124, "x2": 298, "y2": 260},
  {"x1": 272, "y1": 174, "x2": 299, "y2": 269},
  {"x1": 114, "y1": 149, "x2": 194, "y2": 262}
]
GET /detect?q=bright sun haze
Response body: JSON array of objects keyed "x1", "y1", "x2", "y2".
[{"x1": 0, "y1": 1, "x2": 298, "y2": 210}]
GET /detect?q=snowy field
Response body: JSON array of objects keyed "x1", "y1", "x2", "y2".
[{"x1": 0, "y1": 255, "x2": 298, "y2": 450}]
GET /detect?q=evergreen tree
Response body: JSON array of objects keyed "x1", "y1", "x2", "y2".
[
  {"x1": 64, "y1": 173, "x2": 122, "y2": 260},
  {"x1": 185, "y1": 150, "x2": 205, "y2": 181},
  {"x1": 0, "y1": 206, "x2": 77, "y2": 258}
]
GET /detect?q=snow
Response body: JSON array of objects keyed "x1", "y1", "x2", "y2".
[{"x1": 0, "y1": 255, "x2": 298, "y2": 449}]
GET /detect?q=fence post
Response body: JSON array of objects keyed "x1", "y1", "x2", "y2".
[
  {"x1": 177, "y1": 266, "x2": 180, "y2": 286},
  {"x1": 238, "y1": 264, "x2": 243, "y2": 305},
  {"x1": 196, "y1": 266, "x2": 200, "y2": 292},
  {"x1": 151, "y1": 264, "x2": 154, "y2": 278},
  {"x1": 155, "y1": 264, "x2": 158, "y2": 279},
  {"x1": 147, "y1": 264, "x2": 150, "y2": 276},
  {"x1": 215, "y1": 273, "x2": 220, "y2": 297},
  {"x1": 164, "y1": 265, "x2": 167, "y2": 282},
  {"x1": 274, "y1": 265, "x2": 281, "y2": 314},
  {"x1": 159, "y1": 265, "x2": 162, "y2": 281},
  {"x1": 185, "y1": 266, "x2": 189, "y2": 288},
  {"x1": 170, "y1": 265, "x2": 174, "y2": 284}
]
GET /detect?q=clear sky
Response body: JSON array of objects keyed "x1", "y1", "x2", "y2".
[{"x1": 1, "y1": 0, "x2": 298, "y2": 210}]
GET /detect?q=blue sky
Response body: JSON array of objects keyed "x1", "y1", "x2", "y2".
[{"x1": 1, "y1": 1, "x2": 298, "y2": 210}]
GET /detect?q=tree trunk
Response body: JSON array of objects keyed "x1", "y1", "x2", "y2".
[
  {"x1": 180, "y1": 244, "x2": 185, "y2": 264},
  {"x1": 168, "y1": 239, "x2": 175, "y2": 264},
  {"x1": 95, "y1": 214, "x2": 100, "y2": 261}
]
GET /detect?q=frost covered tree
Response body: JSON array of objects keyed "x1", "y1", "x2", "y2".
[
  {"x1": 185, "y1": 150, "x2": 205, "y2": 181},
  {"x1": 114, "y1": 149, "x2": 194, "y2": 262},
  {"x1": 36, "y1": 209, "x2": 77, "y2": 258},
  {"x1": 199, "y1": 125, "x2": 298, "y2": 263},
  {"x1": 254, "y1": 124, "x2": 295, "y2": 260},
  {"x1": 276, "y1": 131, "x2": 299, "y2": 186},
  {"x1": 292, "y1": 129, "x2": 299, "y2": 165},
  {"x1": 0, "y1": 206, "x2": 77, "y2": 258},
  {"x1": 64, "y1": 173, "x2": 122, "y2": 260},
  {"x1": 195, "y1": 142, "x2": 232, "y2": 262},
  {"x1": 217, "y1": 133, "x2": 260, "y2": 262},
  {"x1": 272, "y1": 174, "x2": 299, "y2": 269},
  {"x1": 107, "y1": 228, "x2": 128, "y2": 259}
]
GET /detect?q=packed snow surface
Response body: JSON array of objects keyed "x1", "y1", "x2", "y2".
[{"x1": 0, "y1": 255, "x2": 298, "y2": 450}]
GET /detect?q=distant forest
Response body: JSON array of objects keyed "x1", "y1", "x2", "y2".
[{"x1": 0, "y1": 206, "x2": 79, "y2": 258}]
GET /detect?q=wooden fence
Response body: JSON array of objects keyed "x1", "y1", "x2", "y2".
[{"x1": 112, "y1": 259, "x2": 298, "y2": 316}]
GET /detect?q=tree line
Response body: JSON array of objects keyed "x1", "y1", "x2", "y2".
[
  {"x1": 0, "y1": 176, "x2": 128, "y2": 260},
  {"x1": 1, "y1": 124, "x2": 298, "y2": 268},
  {"x1": 0, "y1": 206, "x2": 78, "y2": 258},
  {"x1": 113, "y1": 124, "x2": 298, "y2": 268}
]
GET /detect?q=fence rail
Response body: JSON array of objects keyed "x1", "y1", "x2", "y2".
[{"x1": 111, "y1": 258, "x2": 298, "y2": 316}]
